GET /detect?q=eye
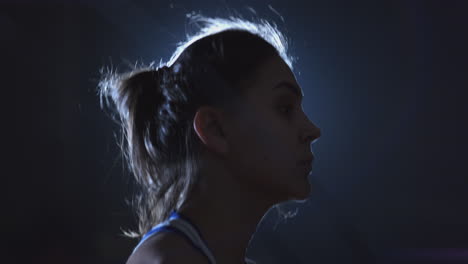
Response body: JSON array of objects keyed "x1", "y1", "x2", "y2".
[{"x1": 279, "y1": 105, "x2": 294, "y2": 115}]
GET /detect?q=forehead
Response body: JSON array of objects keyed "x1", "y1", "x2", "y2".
[{"x1": 245, "y1": 55, "x2": 303, "y2": 100}]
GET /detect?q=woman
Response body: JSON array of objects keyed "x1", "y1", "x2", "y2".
[{"x1": 99, "y1": 15, "x2": 321, "y2": 264}]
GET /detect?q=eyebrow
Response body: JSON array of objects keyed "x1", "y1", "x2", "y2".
[{"x1": 272, "y1": 81, "x2": 303, "y2": 100}]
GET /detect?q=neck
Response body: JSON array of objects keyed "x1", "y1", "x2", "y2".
[{"x1": 178, "y1": 171, "x2": 276, "y2": 264}]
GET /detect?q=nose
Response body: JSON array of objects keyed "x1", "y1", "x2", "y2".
[{"x1": 301, "y1": 120, "x2": 321, "y2": 144}]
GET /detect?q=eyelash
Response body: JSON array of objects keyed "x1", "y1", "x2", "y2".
[{"x1": 279, "y1": 105, "x2": 294, "y2": 115}]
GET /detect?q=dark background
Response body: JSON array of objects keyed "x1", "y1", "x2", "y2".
[{"x1": 2, "y1": 0, "x2": 467, "y2": 263}]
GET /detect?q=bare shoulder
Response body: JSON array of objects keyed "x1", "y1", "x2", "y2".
[{"x1": 126, "y1": 232, "x2": 209, "y2": 264}]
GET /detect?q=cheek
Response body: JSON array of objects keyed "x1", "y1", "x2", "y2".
[
  {"x1": 254, "y1": 119, "x2": 310, "y2": 195},
  {"x1": 230, "y1": 114, "x2": 310, "y2": 201},
  {"x1": 256, "y1": 118, "x2": 295, "y2": 164},
  {"x1": 238, "y1": 115, "x2": 296, "y2": 180}
]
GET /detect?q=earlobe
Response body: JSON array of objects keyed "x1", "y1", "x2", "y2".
[{"x1": 193, "y1": 106, "x2": 229, "y2": 155}]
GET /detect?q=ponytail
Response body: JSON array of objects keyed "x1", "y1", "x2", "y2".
[{"x1": 99, "y1": 63, "x2": 199, "y2": 238}]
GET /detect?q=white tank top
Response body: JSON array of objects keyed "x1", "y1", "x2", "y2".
[{"x1": 132, "y1": 210, "x2": 257, "y2": 264}]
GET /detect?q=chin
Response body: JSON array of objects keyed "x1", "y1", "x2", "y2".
[
  {"x1": 267, "y1": 171, "x2": 313, "y2": 203},
  {"x1": 279, "y1": 177, "x2": 312, "y2": 202}
]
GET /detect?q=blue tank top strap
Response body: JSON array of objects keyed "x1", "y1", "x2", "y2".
[
  {"x1": 132, "y1": 221, "x2": 174, "y2": 254},
  {"x1": 166, "y1": 210, "x2": 217, "y2": 264},
  {"x1": 132, "y1": 210, "x2": 217, "y2": 264},
  {"x1": 170, "y1": 210, "x2": 206, "y2": 241}
]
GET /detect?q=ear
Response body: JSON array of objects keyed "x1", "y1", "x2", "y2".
[{"x1": 193, "y1": 106, "x2": 229, "y2": 155}]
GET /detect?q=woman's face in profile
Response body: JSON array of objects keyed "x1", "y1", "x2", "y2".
[{"x1": 226, "y1": 55, "x2": 321, "y2": 203}]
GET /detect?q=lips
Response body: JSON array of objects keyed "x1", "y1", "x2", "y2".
[
  {"x1": 298, "y1": 155, "x2": 313, "y2": 166},
  {"x1": 297, "y1": 159, "x2": 313, "y2": 174},
  {"x1": 299, "y1": 164, "x2": 312, "y2": 176},
  {"x1": 298, "y1": 159, "x2": 313, "y2": 166},
  {"x1": 297, "y1": 157, "x2": 313, "y2": 173}
]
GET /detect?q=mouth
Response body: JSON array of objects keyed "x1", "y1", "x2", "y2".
[
  {"x1": 297, "y1": 157, "x2": 313, "y2": 173},
  {"x1": 298, "y1": 156, "x2": 313, "y2": 166},
  {"x1": 298, "y1": 161, "x2": 313, "y2": 173},
  {"x1": 298, "y1": 160, "x2": 312, "y2": 166}
]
